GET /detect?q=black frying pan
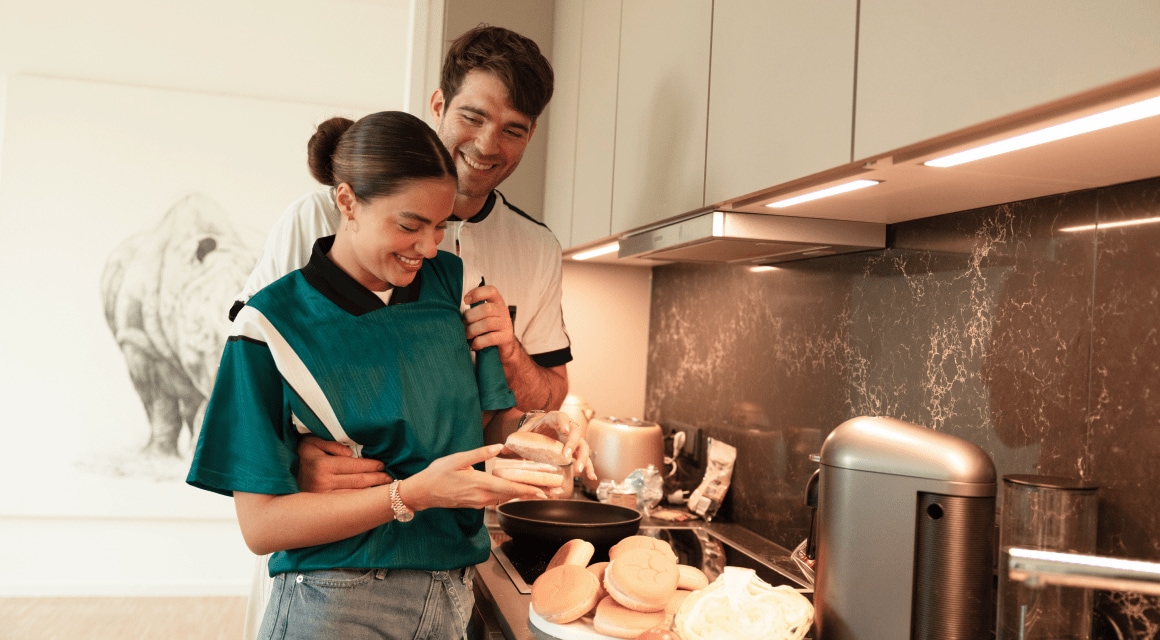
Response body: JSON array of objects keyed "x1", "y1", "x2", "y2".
[{"x1": 496, "y1": 499, "x2": 641, "y2": 548}]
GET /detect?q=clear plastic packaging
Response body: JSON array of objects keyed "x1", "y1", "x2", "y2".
[
  {"x1": 625, "y1": 465, "x2": 664, "y2": 511},
  {"x1": 687, "y1": 438, "x2": 737, "y2": 521}
]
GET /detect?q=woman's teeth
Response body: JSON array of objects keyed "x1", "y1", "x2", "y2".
[{"x1": 396, "y1": 255, "x2": 421, "y2": 268}]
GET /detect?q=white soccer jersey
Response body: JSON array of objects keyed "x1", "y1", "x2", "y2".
[{"x1": 439, "y1": 191, "x2": 571, "y2": 367}]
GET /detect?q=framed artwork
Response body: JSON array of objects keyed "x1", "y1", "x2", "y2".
[{"x1": 0, "y1": 74, "x2": 365, "y2": 519}]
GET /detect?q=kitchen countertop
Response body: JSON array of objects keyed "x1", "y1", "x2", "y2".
[{"x1": 472, "y1": 503, "x2": 811, "y2": 640}]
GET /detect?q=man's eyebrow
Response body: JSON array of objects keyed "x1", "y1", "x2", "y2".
[{"x1": 457, "y1": 105, "x2": 530, "y2": 133}]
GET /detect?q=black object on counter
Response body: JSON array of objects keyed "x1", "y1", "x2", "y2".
[
  {"x1": 804, "y1": 468, "x2": 820, "y2": 561},
  {"x1": 496, "y1": 500, "x2": 641, "y2": 548}
]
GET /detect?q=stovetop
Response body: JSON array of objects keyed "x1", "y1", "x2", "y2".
[{"x1": 490, "y1": 526, "x2": 808, "y2": 595}]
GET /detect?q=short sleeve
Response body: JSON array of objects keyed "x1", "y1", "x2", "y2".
[
  {"x1": 186, "y1": 337, "x2": 300, "y2": 497},
  {"x1": 520, "y1": 236, "x2": 572, "y2": 366},
  {"x1": 234, "y1": 189, "x2": 341, "y2": 304}
]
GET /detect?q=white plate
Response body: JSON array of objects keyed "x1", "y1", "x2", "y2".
[{"x1": 527, "y1": 604, "x2": 619, "y2": 640}]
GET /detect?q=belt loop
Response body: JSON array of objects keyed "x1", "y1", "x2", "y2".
[{"x1": 375, "y1": 569, "x2": 387, "y2": 580}]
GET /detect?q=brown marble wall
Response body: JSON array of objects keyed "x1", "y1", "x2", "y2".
[{"x1": 645, "y1": 175, "x2": 1160, "y2": 638}]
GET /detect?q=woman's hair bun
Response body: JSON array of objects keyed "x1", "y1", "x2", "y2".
[{"x1": 307, "y1": 117, "x2": 355, "y2": 186}]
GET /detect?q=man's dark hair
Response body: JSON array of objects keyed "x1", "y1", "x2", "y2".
[{"x1": 440, "y1": 25, "x2": 554, "y2": 122}]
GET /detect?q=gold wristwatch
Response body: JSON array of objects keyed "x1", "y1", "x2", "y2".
[{"x1": 389, "y1": 480, "x2": 414, "y2": 523}]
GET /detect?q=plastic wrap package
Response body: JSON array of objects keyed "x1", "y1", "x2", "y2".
[
  {"x1": 673, "y1": 567, "x2": 813, "y2": 640},
  {"x1": 686, "y1": 439, "x2": 737, "y2": 521}
]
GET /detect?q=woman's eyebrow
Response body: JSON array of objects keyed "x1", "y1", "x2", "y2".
[{"x1": 400, "y1": 211, "x2": 434, "y2": 225}]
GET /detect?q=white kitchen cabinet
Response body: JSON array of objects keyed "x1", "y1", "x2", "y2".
[
  {"x1": 704, "y1": 0, "x2": 859, "y2": 206},
  {"x1": 610, "y1": 0, "x2": 713, "y2": 234},
  {"x1": 542, "y1": 0, "x2": 584, "y2": 248},
  {"x1": 855, "y1": 0, "x2": 1160, "y2": 160},
  {"x1": 543, "y1": 0, "x2": 622, "y2": 250},
  {"x1": 570, "y1": 0, "x2": 623, "y2": 247}
]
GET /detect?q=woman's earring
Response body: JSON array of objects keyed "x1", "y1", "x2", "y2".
[{"x1": 346, "y1": 217, "x2": 359, "y2": 233}]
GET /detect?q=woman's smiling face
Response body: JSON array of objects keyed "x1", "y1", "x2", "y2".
[{"x1": 333, "y1": 177, "x2": 457, "y2": 291}]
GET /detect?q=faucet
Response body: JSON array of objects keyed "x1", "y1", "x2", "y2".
[{"x1": 1007, "y1": 547, "x2": 1160, "y2": 596}]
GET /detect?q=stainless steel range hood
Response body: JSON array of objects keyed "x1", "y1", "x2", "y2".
[{"x1": 617, "y1": 210, "x2": 885, "y2": 264}]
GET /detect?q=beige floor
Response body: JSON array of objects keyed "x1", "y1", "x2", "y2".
[{"x1": 0, "y1": 597, "x2": 246, "y2": 640}]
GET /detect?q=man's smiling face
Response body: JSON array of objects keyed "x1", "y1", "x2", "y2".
[{"x1": 431, "y1": 70, "x2": 536, "y2": 206}]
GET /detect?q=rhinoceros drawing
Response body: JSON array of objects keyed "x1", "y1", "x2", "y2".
[{"x1": 101, "y1": 194, "x2": 258, "y2": 458}]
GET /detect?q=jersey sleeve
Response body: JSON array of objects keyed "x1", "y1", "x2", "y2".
[
  {"x1": 186, "y1": 336, "x2": 300, "y2": 497},
  {"x1": 234, "y1": 190, "x2": 340, "y2": 306},
  {"x1": 520, "y1": 235, "x2": 572, "y2": 367}
]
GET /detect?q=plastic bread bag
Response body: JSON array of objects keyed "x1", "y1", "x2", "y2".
[
  {"x1": 674, "y1": 567, "x2": 813, "y2": 640},
  {"x1": 686, "y1": 438, "x2": 737, "y2": 521}
]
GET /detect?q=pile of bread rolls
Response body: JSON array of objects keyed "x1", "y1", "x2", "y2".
[{"x1": 530, "y1": 535, "x2": 708, "y2": 639}]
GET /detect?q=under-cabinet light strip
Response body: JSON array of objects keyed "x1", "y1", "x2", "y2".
[
  {"x1": 925, "y1": 95, "x2": 1160, "y2": 168},
  {"x1": 572, "y1": 242, "x2": 620, "y2": 260},
  {"x1": 765, "y1": 179, "x2": 881, "y2": 209},
  {"x1": 1060, "y1": 216, "x2": 1160, "y2": 233}
]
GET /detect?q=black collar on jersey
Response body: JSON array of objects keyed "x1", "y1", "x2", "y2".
[
  {"x1": 301, "y1": 236, "x2": 422, "y2": 316},
  {"x1": 450, "y1": 191, "x2": 497, "y2": 223}
]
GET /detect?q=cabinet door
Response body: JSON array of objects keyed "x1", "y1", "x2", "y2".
[
  {"x1": 570, "y1": 0, "x2": 623, "y2": 247},
  {"x1": 542, "y1": 0, "x2": 585, "y2": 248},
  {"x1": 705, "y1": 0, "x2": 858, "y2": 206},
  {"x1": 856, "y1": 0, "x2": 1160, "y2": 160},
  {"x1": 611, "y1": 0, "x2": 712, "y2": 234}
]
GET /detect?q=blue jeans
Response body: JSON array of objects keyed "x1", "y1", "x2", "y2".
[{"x1": 257, "y1": 566, "x2": 475, "y2": 640}]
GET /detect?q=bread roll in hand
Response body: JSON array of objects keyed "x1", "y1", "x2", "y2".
[
  {"x1": 490, "y1": 459, "x2": 567, "y2": 488},
  {"x1": 505, "y1": 430, "x2": 570, "y2": 466}
]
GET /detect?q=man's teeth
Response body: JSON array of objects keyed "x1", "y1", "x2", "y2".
[{"x1": 463, "y1": 156, "x2": 495, "y2": 171}]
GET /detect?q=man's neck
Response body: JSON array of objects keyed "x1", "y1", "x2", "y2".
[{"x1": 452, "y1": 192, "x2": 490, "y2": 221}]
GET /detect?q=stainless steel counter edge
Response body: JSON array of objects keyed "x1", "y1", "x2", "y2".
[{"x1": 475, "y1": 550, "x2": 538, "y2": 640}]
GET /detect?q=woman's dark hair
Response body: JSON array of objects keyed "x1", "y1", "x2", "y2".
[
  {"x1": 306, "y1": 111, "x2": 456, "y2": 201},
  {"x1": 440, "y1": 25, "x2": 554, "y2": 122}
]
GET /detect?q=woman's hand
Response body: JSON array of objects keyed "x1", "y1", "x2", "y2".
[
  {"x1": 399, "y1": 444, "x2": 551, "y2": 511},
  {"x1": 517, "y1": 411, "x2": 596, "y2": 482}
]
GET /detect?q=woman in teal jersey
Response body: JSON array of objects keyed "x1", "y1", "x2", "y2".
[{"x1": 187, "y1": 111, "x2": 579, "y2": 639}]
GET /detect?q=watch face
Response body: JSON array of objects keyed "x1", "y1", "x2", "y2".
[{"x1": 396, "y1": 510, "x2": 414, "y2": 523}]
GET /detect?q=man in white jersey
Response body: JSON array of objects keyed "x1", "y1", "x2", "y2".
[{"x1": 234, "y1": 26, "x2": 577, "y2": 638}]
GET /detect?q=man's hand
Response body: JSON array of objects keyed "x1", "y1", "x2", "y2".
[
  {"x1": 462, "y1": 284, "x2": 516, "y2": 359},
  {"x1": 297, "y1": 436, "x2": 391, "y2": 492},
  {"x1": 516, "y1": 410, "x2": 596, "y2": 482},
  {"x1": 462, "y1": 283, "x2": 569, "y2": 413}
]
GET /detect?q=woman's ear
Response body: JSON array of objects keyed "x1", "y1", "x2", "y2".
[{"x1": 335, "y1": 183, "x2": 356, "y2": 218}]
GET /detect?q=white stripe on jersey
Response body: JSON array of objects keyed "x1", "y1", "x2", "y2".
[{"x1": 232, "y1": 305, "x2": 364, "y2": 458}]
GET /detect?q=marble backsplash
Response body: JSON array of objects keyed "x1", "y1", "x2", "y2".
[{"x1": 645, "y1": 175, "x2": 1160, "y2": 638}]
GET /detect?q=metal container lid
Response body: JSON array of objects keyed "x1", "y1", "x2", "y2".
[{"x1": 820, "y1": 416, "x2": 995, "y2": 484}]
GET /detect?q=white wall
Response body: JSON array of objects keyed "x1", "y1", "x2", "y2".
[
  {"x1": 0, "y1": 0, "x2": 414, "y2": 597},
  {"x1": 0, "y1": 0, "x2": 652, "y2": 598},
  {"x1": 560, "y1": 262, "x2": 651, "y2": 419}
]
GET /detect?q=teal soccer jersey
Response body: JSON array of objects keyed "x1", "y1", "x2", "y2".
[{"x1": 187, "y1": 237, "x2": 515, "y2": 574}]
